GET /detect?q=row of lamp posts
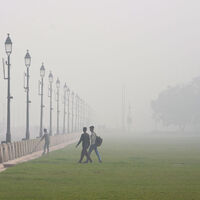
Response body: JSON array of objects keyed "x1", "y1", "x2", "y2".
[
  {"x1": 2, "y1": 33, "x2": 90, "y2": 143},
  {"x1": 38, "y1": 64, "x2": 88, "y2": 137}
]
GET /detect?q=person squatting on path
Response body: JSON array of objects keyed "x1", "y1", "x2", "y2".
[
  {"x1": 76, "y1": 127, "x2": 92, "y2": 163},
  {"x1": 86, "y1": 126, "x2": 102, "y2": 163},
  {"x1": 40, "y1": 128, "x2": 50, "y2": 155}
]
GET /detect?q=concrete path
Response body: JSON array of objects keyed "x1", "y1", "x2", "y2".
[{"x1": 0, "y1": 138, "x2": 77, "y2": 173}]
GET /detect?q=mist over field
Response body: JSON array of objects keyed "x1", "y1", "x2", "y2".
[
  {"x1": 0, "y1": 0, "x2": 200, "y2": 141},
  {"x1": 1, "y1": 2, "x2": 200, "y2": 200}
]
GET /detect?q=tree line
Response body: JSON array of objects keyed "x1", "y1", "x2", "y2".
[{"x1": 151, "y1": 77, "x2": 200, "y2": 131}]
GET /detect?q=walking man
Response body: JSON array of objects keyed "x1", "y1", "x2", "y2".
[
  {"x1": 86, "y1": 126, "x2": 102, "y2": 163},
  {"x1": 41, "y1": 128, "x2": 50, "y2": 155},
  {"x1": 76, "y1": 127, "x2": 92, "y2": 163}
]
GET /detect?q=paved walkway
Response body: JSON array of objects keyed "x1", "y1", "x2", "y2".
[{"x1": 0, "y1": 139, "x2": 78, "y2": 173}]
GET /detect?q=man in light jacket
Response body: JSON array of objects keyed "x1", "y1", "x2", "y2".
[{"x1": 86, "y1": 126, "x2": 102, "y2": 163}]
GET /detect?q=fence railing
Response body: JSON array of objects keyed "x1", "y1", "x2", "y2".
[{"x1": 0, "y1": 133, "x2": 79, "y2": 163}]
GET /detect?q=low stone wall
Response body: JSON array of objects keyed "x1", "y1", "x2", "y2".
[{"x1": 0, "y1": 133, "x2": 79, "y2": 163}]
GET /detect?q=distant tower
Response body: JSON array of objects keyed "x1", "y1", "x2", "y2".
[
  {"x1": 122, "y1": 86, "x2": 126, "y2": 130},
  {"x1": 127, "y1": 104, "x2": 132, "y2": 132}
]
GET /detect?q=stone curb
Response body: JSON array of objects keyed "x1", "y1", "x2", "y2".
[{"x1": 0, "y1": 139, "x2": 78, "y2": 173}]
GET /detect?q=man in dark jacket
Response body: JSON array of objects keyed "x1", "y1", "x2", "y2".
[{"x1": 76, "y1": 127, "x2": 92, "y2": 163}]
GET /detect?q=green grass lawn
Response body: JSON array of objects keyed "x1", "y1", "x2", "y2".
[{"x1": 0, "y1": 134, "x2": 200, "y2": 200}]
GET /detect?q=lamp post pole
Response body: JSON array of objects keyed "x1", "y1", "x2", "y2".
[
  {"x1": 67, "y1": 88, "x2": 70, "y2": 133},
  {"x1": 48, "y1": 72, "x2": 53, "y2": 136},
  {"x1": 63, "y1": 83, "x2": 67, "y2": 134},
  {"x1": 24, "y1": 50, "x2": 31, "y2": 140},
  {"x1": 78, "y1": 96, "x2": 81, "y2": 130},
  {"x1": 4, "y1": 34, "x2": 12, "y2": 143},
  {"x1": 76, "y1": 96, "x2": 79, "y2": 131},
  {"x1": 81, "y1": 99, "x2": 85, "y2": 128},
  {"x1": 78, "y1": 97, "x2": 81, "y2": 130},
  {"x1": 56, "y1": 78, "x2": 60, "y2": 134},
  {"x1": 87, "y1": 105, "x2": 90, "y2": 126},
  {"x1": 39, "y1": 63, "x2": 45, "y2": 137},
  {"x1": 87, "y1": 104, "x2": 90, "y2": 126},
  {"x1": 71, "y1": 91, "x2": 74, "y2": 133},
  {"x1": 84, "y1": 103, "x2": 87, "y2": 127},
  {"x1": 75, "y1": 94, "x2": 78, "y2": 132},
  {"x1": 6, "y1": 53, "x2": 11, "y2": 143}
]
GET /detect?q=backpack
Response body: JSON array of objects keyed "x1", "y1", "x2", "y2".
[{"x1": 96, "y1": 136, "x2": 103, "y2": 147}]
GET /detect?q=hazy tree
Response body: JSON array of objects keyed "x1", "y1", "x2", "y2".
[{"x1": 151, "y1": 77, "x2": 200, "y2": 131}]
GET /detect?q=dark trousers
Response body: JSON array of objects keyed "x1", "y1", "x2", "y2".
[
  {"x1": 43, "y1": 143, "x2": 49, "y2": 154},
  {"x1": 79, "y1": 147, "x2": 92, "y2": 163}
]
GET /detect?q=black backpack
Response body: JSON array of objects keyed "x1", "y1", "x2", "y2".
[{"x1": 96, "y1": 136, "x2": 103, "y2": 147}]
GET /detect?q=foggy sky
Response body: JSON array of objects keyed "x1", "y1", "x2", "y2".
[{"x1": 0, "y1": 0, "x2": 200, "y2": 136}]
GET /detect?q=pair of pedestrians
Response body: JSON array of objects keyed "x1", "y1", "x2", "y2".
[{"x1": 76, "y1": 126, "x2": 102, "y2": 163}]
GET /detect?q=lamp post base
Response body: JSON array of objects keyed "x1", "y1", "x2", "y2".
[{"x1": 6, "y1": 133, "x2": 11, "y2": 143}]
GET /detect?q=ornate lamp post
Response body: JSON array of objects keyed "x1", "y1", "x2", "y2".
[
  {"x1": 67, "y1": 87, "x2": 70, "y2": 133},
  {"x1": 4, "y1": 33, "x2": 12, "y2": 143},
  {"x1": 56, "y1": 78, "x2": 60, "y2": 134},
  {"x1": 24, "y1": 50, "x2": 31, "y2": 140},
  {"x1": 63, "y1": 83, "x2": 67, "y2": 134},
  {"x1": 48, "y1": 71, "x2": 53, "y2": 136},
  {"x1": 39, "y1": 63, "x2": 45, "y2": 137},
  {"x1": 71, "y1": 91, "x2": 74, "y2": 133}
]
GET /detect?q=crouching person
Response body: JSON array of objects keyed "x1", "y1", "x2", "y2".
[{"x1": 76, "y1": 127, "x2": 92, "y2": 163}]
